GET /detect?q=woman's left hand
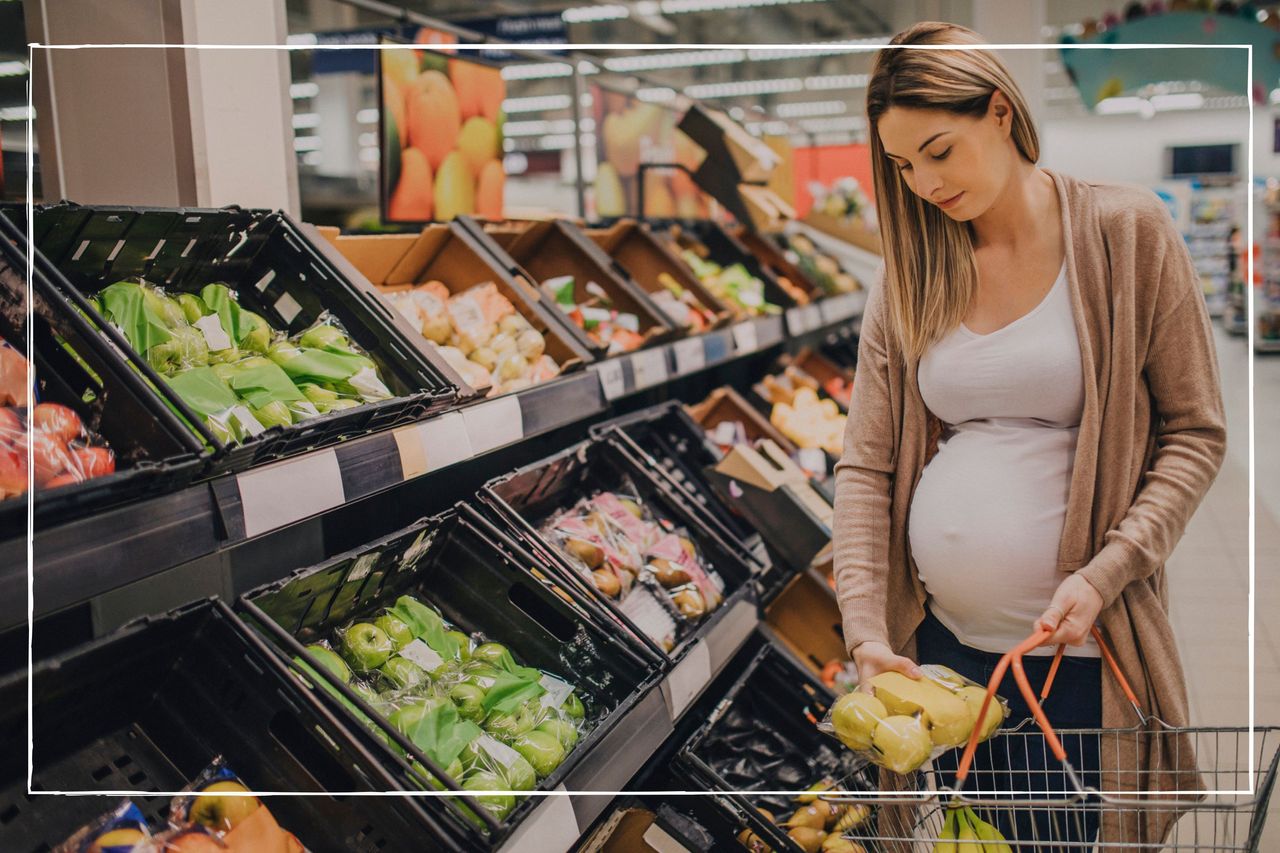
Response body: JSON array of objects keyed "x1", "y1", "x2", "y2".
[{"x1": 1036, "y1": 573, "x2": 1105, "y2": 646}]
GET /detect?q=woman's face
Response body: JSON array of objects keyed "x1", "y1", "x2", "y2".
[{"x1": 877, "y1": 94, "x2": 1014, "y2": 221}]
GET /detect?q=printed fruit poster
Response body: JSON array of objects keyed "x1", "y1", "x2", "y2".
[
  {"x1": 380, "y1": 44, "x2": 506, "y2": 223},
  {"x1": 591, "y1": 84, "x2": 707, "y2": 220}
]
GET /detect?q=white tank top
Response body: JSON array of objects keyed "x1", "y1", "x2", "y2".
[{"x1": 909, "y1": 262, "x2": 1099, "y2": 657}]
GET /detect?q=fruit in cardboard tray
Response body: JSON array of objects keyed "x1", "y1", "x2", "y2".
[
  {"x1": 563, "y1": 692, "x2": 585, "y2": 720},
  {"x1": 511, "y1": 729, "x2": 565, "y2": 778},
  {"x1": 671, "y1": 587, "x2": 706, "y2": 620},
  {"x1": 649, "y1": 558, "x2": 692, "y2": 589},
  {"x1": 300, "y1": 643, "x2": 351, "y2": 684},
  {"x1": 787, "y1": 826, "x2": 826, "y2": 853},
  {"x1": 381, "y1": 655, "x2": 429, "y2": 690},
  {"x1": 957, "y1": 685, "x2": 1004, "y2": 742},
  {"x1": 341, "y1": 622, "x2": 393, "y2": 671},
  {"x1": 830, "y1": 691, "x2": 887, "y2": 751},
  {"x1": 866, "y1": 671, "x2": 971, "y2": 747},
  {"x1": 450, "y1": 683, "x2": 487, "y2": 722},
  {"x1": 374, "y1": 613, "x2": 415, "y2": 651},
  {"x1": 870, "y1": 714, "x2": 932, "y2": 775},
  {"x1": 189, "y1": 779, "x2": 260, "y2": 832},
  {"x1": 535, "y1": 717, "x2": 578, "y2": 751},
  {"x1": 461, "y1": 771, "x2": 516, "y2": 820},
  {"x1": 591, "y1": 567, "x2": 621, "y2": 597}
]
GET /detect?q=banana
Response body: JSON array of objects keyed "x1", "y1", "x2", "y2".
[
  {"x1": 965, "y1": 807, "x2": 1013, "y2": 853},
  {"x1": 955, "y1": 808, "x2": 981, "y2": 847},
  {"x1": 933, "y1": 807, "x2": 958, "y2": 853}
]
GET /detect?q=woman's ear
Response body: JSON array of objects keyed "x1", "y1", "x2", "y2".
[{"x1": 989, "y1": 89, "x2": 1013, "y2": 138}]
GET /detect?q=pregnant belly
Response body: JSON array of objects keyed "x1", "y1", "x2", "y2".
[{"x1": 908, "y1": 423, "x2": 1086, "y2": 655}]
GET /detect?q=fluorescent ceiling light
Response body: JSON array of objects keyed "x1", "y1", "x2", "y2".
[
  {"x1": 685, "y1": 77, "x2": 804, "y2": 98},
  {"x1": 358, "y1": 147, "x2": 380, "y2": 163},
  {"x1": 503, "y1": 62, "x2": 573, "y2": 80},
  {"x1": 1095, "y1": 97, "x2": 1153, "y2": 118},
  {"x1": 505, "y1": 118, "x2": 579, "y2": 137},
  {"x1": 290, "y1": 82, "x2": 319, "y2": 99},
  {"x1": 503, "y1": 94, "x2": 573, "y2": 113},
  {"x1": 746, "y1": 120, "x2": 791, "y2": 135},
  {"x1": 563, "y1": 4, "x2": 630, "y2": 22},
  {"x1": 301, "y1": 151, "x2": 322, "y2": 166},
  {"x1": 291, "y1": 113, "x2": 320, "y2": 129},
  {"x1": 798, "y1": 115, "x2": 866, "y2": 133},
  {"x1": 774, "y1": 99, "x2": 847, "y2": 118},
  {"x1": 286, "y1": 34, "x2": 318, "y2": 46},
  {"x1": 356, "y1": 108, "x2": 379, "y2": 124},
  {"x1": 746, "y1": 41, "x2": 885, "y2": 60},
  {"x1": 293, "y1": 136, "x2": 322, "y2": 151},
  {"x1": 0, "y1": 61, "x2": 28, "y2": 77},
  {"x1": 661, "y1": 0, "x2": 828, "y2": 12},
  {"x1": 562, "y1": 0, "x2": 828, "y2": 20},
  {"x1": 540, "y1": 133, "x2": 578, "y2": 150},
  {"x1": 604, "y1": 49, "x2": 743, "y2": 72},
  {"x1": 1149, "y1": 92, "x2": 1205, "y2": 111},
  {"x1": 636, "y1": 87, "x2": 678, "y2": 102},
  {"x1": 804, "y1": 73, "x2": 869, "y2": 91}
]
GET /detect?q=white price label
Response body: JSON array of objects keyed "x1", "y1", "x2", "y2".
[
  {"x1": 673, "y1": 338, "x2": 706, "y2": 374},
  {"x1": 807, "y1": 304, "x2": 824, "y2": 329},
  {"x1": 273, "y1": 292, "x2": 303, "y2": 325},
  {"x1": 393, "y1": 412, "x2": 474, "y2": 479},
  {"x1": 462, "y1": 395, "x2": 524, "y2": 454},
  {"x1": 786, "y1": 306, "x2": 809, "y2": 334},
  {"x1": 797, "y1": 447, "x2": 828, "y2": 475},
  {"x1": 630, "y1": 348, "x2": 669, "y2": 389},
  {"x1": 643, "y1": 822, "x2": 697, "y2": 853},
  {"x1": 594, "y1": 359, "x2": 626, "y2": 401},
  {"x1": 497, "y1": 784, "x2": 578, "y2": 853},
  {"x1": 237, "y1": 449, "x2": 344, "y2": 538},
  {"x1": 228, "y1": 405, "x2": 266, "y2": 437},
  {"x1": 539, "y1": 673, "x2": 575, "y2": 710},
  {"x1": 398, "y1": 639, "x2": 445, "y2": 673},
  {"x1": 731, "y1": 321, "x2": 758, "y2": 354},
  {"x1": 193, "y1": 313, "x2": 232, "y2": 352},
  {"x1": 661, "y1": 639, "x2": 711, "y2": 720}
]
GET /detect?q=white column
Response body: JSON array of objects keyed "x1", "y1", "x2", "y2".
[
  {"x1": 971, "y1": 0, "x2": 1048, "y2": 132},
  {"x1": 27, "y1": 0, "x2": 298, "y2": 213}
]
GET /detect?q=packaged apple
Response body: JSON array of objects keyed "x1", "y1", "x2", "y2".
[
  {"x1": 167, "y1": 758, "x2": 305, "y2": 852},
  {"x1": 541, "y1": 275, "x2": 645, "y2": 355},
  {"x1": 385, "y1": 281, "x2": 559, "y2": 397},
  {"x1": 54, "y1": 799, "x2": 153, "y2": 852},
  {"x1": 89, "y1": 279, "x2": 398, "y2": 445},
  {"x1": 818, "y1": 665, "x2": 1009, "y2": 776}
]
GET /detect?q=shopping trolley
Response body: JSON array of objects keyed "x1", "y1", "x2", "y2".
[{"x1": 820, "y1": 627, "x2": 1280, "y2": 851}]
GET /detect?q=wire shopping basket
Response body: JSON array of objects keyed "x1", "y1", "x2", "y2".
[{"x1": 819, "y1": 628, "x2": 1280, "y2": 852}]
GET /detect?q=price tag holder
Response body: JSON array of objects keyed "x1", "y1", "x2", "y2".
[
  {"x1": 462, "y1": 395, "x2": 524, "y2": 454},
  {"x1": 393, "y1": 412, "x2": 473, "y2": 480},
  {"x1": 593, "y1": 359, "x2": 627, "y2": 401},
  {"x1": 731, "y1": 321, "x2": 758, "y2": 354},
  {"x1": 673, "y1": 338, "x2": 706, "y2": 374},
  {"x1": 631, "y1": 348, "x2": 669, "y2": 389},
  {"x1": 785, "y1": 305, "x2": 809, "y2": 335},
  {"x1": 496, "y1": 784, "x2": 578, "y2": 853},
  {"x1": 661, "y1": 638, "x2": 711, "y2": 721},
  {"x1": 237, "y1": 449, "x2": 344, "y2": 539}
]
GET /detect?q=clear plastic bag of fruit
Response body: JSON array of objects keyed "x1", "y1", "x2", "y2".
[
  {"x1": 818, "y1": 665, "x2": 1009, "y2": 776},
  {"x1": 543, "y1": 498, "x2": 643, "y2": 600},
  {"x1": 167, "y1": 758, "x2": 305, "y2": 852},
  {"x1": 2, "y1": 386, "x2": 118, "y2": 498},
  {"x1": 54, "y1": 799, "x2": 153, "y2": 852}
]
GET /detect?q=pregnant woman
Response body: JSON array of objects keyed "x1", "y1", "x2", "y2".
[{"x1": 833, "y1": 22, "x2": 1225, "y2": 848}]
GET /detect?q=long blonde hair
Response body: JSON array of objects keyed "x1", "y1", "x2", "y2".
[{"x1": 866, "y1": 22, "x2": 1040, "y2": 358}]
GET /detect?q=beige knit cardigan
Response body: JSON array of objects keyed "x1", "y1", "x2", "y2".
[{"x1": 832, "y1": 169, "x2": 1227, "y2": 844}]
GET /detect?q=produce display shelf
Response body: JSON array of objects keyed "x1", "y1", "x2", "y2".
[{"x1": 2, "y1": 303, "x2": 860, "y2": 638}]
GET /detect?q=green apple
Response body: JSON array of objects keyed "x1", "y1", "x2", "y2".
[
  {"x1": 388, "y1": 697, "x2": 452, "y2": 739},
  {"x1": 143, "y1": 288, "x2": 187, "y2": 330},
  {"x1": 511, "y1": 730, "x2": 566, "y2": 778},
  {"x1": 188, "y1": 779, "x2": 260, "y2": 832},
  {"x1": 461, "y1": 771, "x2": 515, "y2": 821},
  {"x1": 145, "y1": 339, "x2": 181, "y2": 374},
  {"x1": 410, "y1": 757, "x2": 464, "y2": 790},
  {"x1": 500, "y1": 754, "x2": 537, "y2": 792},
  {"x1": 380, "y1": 655, "x2": 428, "y2": 690},
  {"x1": 171, "y1": 325, "x2": 210, "y2": 367},
  {"x1": 341, "y1": 622, "x2": 393, "y2": 671},
  {"x1": 831, "y1": 691, "x2": 887, "y2": 752},
  {"x1": 374, "y1": 613, "x2": 415, "y2": 650},
  {"x1": 268, "y1": 340, "x2": 303, "y2": 365},
  {"x1": 233, "y1": 355, "x2": 274, "y2": 372},
  {"x1": 562, "y1": 692, "x2": 585, "y2": 720},
  {"x1": 177, "y1": 292, "x2": 209, "y2": 324},
  {"x1": 535, "y1": 717, "x2": 579, "y2": 752},
  {"x1": 485, "y1": 706, "x2": 538, "y2": 741},
  {"x1": 300, "y1": 324, "x2": 351, "y2": 352},
  {"x1": 239, "y1": 311, "x2": 272, "y2": 353},
  {"x1": 300, "y1": 382, "x2": 339, "y2": 408},
  {"x1": 461, "y1": 664, "x2": 503, "y2": 692},
  {"x1": 297, "y1": 643, "x2": 350, "y2": 684},
  {"x1": 207, "y1": 342, "x2": 240, "y2": 365},
  {"x1": 250, "y1": 400, "x2": 293, "y2": 430},
  {"x1": 449, "y1": 683, "x2": 486, "y2": 723},
  {"x1": 471, "y1": 642, "x2": 510, "y2": 668},
  {"x1": 444, "y1": 630, "x2": 472, "y2": 662},
  {"x1": 326, "y1": 398, "x2": 361, "y2": 412}
]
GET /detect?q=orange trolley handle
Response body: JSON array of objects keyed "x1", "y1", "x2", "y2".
[{"x1": 953, "y1": 626, "x2": 1145, "y2": 788}]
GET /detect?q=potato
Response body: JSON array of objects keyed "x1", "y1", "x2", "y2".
[
  {"x1": 496, "y1": 353, "x2": 528, "y2": 382},
  {"x1": 422, "y1": 314, "x2": 452, "y2": 344},
  {"x1": 516, "y1": 329, "x2": 545, "y2": 361},
  {"x1": 470, "y1": 346, "x2": 498, "y2": 371},
  {"x1": 499, "y1": 313, "x2": 528, "y2": 335},
  {"x1": 671, "y1": 588, "x2": 705, "y2": 620},
  {"x1": 490, "y1": 332, "x2": 518, "y2": 356}
]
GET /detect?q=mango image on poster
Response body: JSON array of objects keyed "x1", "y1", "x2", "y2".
[
  {"x1": 382, "y1": 48, "x2": 419, "y2": 91},
  {"x1": 476, "y1": 160, "x2": 504, "y2": 219},
  {"x1": 458, "y1": 116, "x2": 500, "y2": 177},
  {"x1": 643, "y1": 171, "x2": 676, "y2": 218},
  {"x1": 435, "y1": 151, "x2": 475, "y2": 220},
  {"x1": 389, "y1": 148, "x2": 434, "y2": 221},
  {"x1": 406, "y1": 69, "x2": 460, "y2": 170},
  {"x1": 595, "y1": 162, "x2": 625, "y2": 218},
  {"x1": 450, "y1": 58, "x2": 506, "y2": 122}
]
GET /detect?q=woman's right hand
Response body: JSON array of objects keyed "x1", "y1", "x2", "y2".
[{"x1": 852, "y1": 641, "x2": 922, "y2": 681}]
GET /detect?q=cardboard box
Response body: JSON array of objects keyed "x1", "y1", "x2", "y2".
[{"x1": 764, "y1": 571, "x2": 848, "y2": 678}]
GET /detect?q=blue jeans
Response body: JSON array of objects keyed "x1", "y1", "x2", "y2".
[{"x1": 914, "y1": 609, "x2": 1102, "y2": 851}]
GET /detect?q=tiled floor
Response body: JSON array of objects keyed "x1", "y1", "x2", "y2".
[{"x1": 1164, "y1": 324, "x2": 1279, "y2": 845}]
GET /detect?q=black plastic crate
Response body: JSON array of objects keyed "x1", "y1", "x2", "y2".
[
  {"x1": 7, "y1": 203, "x2": 461, "y2": 474},
  {"x1": 480, "y1": 436, "x2": 759, "y2": 666},
  {"x1": 0, "y1": 217, "x2": 204, "y2": 536},
  {"x1": 675, "y1": 640, "x2": 878, "y2": 853},
  {"x1": 588, "y1": 402, "x2": 767, "y2": 571},
  {"x1": 0, "y1": 598, "x2": 460, "y2": 853},
  {"x1": 239, "y1": 504, "x2": 665, "y2": 851}
]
